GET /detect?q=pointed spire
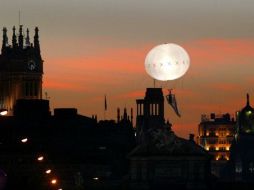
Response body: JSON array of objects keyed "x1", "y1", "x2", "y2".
[
  {"x1": 12, "y1": 26, "x2": 17, "y2": 48},
  {"x1": 25, "y1": 28, "x2": 30, "y2": 47},
  {"x1": 18, "y1": 25, "x2": 23, "y2": 48},
  {"x1": 2, "y1": 27, "x2": 8, "y2": 53},
  {"x1": 123, "y1": 107, "x2": 127, "y2": 120},
  {"x1": 247, "y1": 93, "x2": 250, "y2": 106},
  {"x1": 34, "y1": 27, "x2": 40, "y2": 53}
]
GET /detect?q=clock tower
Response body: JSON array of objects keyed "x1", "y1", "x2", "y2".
[{"x1": 0, "y1": 25, "x2": 43, "y2": 114}]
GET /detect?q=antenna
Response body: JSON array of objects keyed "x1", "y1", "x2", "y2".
[{"x1": 18, "y1": 10, "x2": 21, "y2": 26}]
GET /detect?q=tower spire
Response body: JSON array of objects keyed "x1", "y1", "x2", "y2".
[
  {"x1": 34, "y1": 27, "x2": 41, "y2": 56},
  {"x1": 25, "y1": 28, "x2": 30, "y2": 47},
  {"x1": 247, "y1": 93, "x2": 250, "y2": 106},
  {"x1": 18, "y1": 25, "x2": 23, "y2": 48},
  {"x1": 2, "y1": 27, "x2": 8, "y2": 53},
  {"x1": 12, "y1": 26, "x2": 17, "y2": 48},
  {"x1": 123, "y1": 107, "x2": 127, "y2": 120}
]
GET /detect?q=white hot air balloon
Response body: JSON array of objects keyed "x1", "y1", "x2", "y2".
[{"x1": 145, "y1": 43, "x2": 190, "y2": 81}]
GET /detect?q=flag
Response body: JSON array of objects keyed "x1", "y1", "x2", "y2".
[
  {"x1": 166, "y1": 90, "x2": 181, "y2": 117},
  {"x1": 104, "y1": 95, "x2": 107, "y2": 111}
]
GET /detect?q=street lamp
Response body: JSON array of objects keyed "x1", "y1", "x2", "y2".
[
  {"x1": 21, "y1": 138, "x2": 28, "y2": 143},
  {"x1": 45, "y1": 169, "x2": 51, "y2": 174},
  {"x1": 51, "y1": 178, "x2": 57, "y2": 185},
  {"x1": 37, "y1": 156, "x2": 44, "y2": 162},
  {"x1": 0, "y1": 109, "x2": 7, "y2": 116}
]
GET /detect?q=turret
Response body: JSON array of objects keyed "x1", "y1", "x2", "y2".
[
  {"x1": 247, "y1": 93, "x2": 250, "y2": 106},
  {"x1": 123, "y1": 107, "x2": 127, "y2": 120},
  {"x1": 25, "y1": 28, "x2": 30, "y2": 47},
  {"x1": 1, "y1": 27, "x2": 8, "y2": 53},
  {"x1": 18, "y1": 25, "x2": 23, "y2": 48},
  {"x1": 34, "y1": 27, "x2": 40, "y2": 55},
  {"x1": 12, "y1": 26, "x2": 17, "y2": 48},
  {"x1": 238, "y1": 93, "x2": 254, "y2": 134}
]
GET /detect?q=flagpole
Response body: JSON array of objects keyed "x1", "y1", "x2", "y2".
[{"x1": 104, "y1": 94, "x2": 107, "y2": 120}]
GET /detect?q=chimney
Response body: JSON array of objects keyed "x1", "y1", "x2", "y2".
[{"x1": 117, "y1": 108, "x2": 120, "y2": 123}]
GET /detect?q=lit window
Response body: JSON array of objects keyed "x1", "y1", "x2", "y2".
[
  {"x1": 236, "y1": 162, "x2": 242, "y2": 173},
  {"x1": 249, "y1": 162, "x2": 254, "y2": 173},
  {"x1": 246, "y1": 111, "x2": 252, "y2": 116}
]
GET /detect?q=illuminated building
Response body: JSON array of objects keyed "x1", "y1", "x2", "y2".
[
  {"x1": 197, "y1": 113, "x2": 236, "y2": 177},
  {"x1": 197, "y1": 113, "x2": 236, "y2": 161},
  {"x1": 0, "y1": 26, "x2": 43, "y2": 114}
]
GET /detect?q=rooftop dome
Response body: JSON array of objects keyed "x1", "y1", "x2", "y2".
[{"x1": 238, "y1": 94, "x2": 254, "y2": 134}]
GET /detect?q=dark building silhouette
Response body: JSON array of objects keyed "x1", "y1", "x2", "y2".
[
  {"x1": 0, "y1": 26, "x2": 136, "y2": 189},
  {"x1": 136, "y1": 88, "x2": 165, "y2": 144},
  {"x1": 228, "y1": 94, "x2": 254, "y2": 183},
  {"x1": 129, "y1": 88, "x2": 211, "y2": 190},
  {"x1": 3, "y1": 24, "x2": 253, "y2": 190},
  {"x1": 0, "y1": 101, "x2": 136, "y2": 190},
  {"x1": 0, "y1": 26, "x2": 43, "y2": 114}
]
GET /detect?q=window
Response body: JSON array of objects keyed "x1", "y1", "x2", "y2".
[
  {"x1": 249, "y1": 162, "x2": 254, "y2": 173},
  {"x1": 235, "y1": 162, "x2": 242, "y2": 173}
]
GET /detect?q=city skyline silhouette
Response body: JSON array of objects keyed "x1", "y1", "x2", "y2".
[
  {"x1": 1, "y1": 1, "x2": 254, "y2": 189},
  {"x1": 0, "y1": 0, "x2": 253, "y2": 138}
]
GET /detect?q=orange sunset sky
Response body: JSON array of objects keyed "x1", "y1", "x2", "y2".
[{"x1": 1, "y1": 0, "x2": 254, "y2": 138}]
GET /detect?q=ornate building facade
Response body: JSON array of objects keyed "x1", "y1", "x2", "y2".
[
  {"x1": 197, "y1": 113, "x2": 236, "y2": 161},
  {"x1": 197, "y1": 113, "x2": 236, "y2": 177},
  {"x1": 0, "y1": 25, "x2": 43, "y2": 114}
]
